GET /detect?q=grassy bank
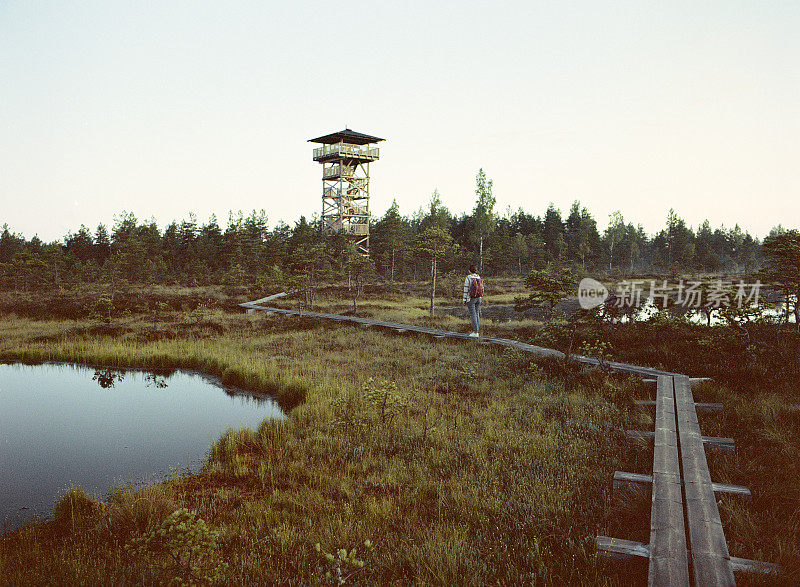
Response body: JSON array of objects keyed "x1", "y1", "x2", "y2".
[
  {"x1": 0, "y1": 316, "x2": 309, "y2": 409},
  {"x1": 1, "y1": 283, "x2": 799, "y2": 584}
]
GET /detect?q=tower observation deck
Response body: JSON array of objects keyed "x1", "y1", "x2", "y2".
[{"x1": 309, "y1": 128, "x2": 384, "y2": 255}]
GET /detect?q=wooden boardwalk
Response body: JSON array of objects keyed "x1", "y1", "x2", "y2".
[
  {"x1": 674, "y1": 374, "x2": 737, "y2": 585},
  {"x1": 598, "y1": 373, "x2": 777, "y2": 584},
  {"x1": 241, "y1": 299, "x2": 778, "y2": 584},
  {"x1": 240, "y1": 300, "x2": 670, "y2": 379},
  {"x1": 647, "y1": 376, "x2": 690, "y2": 585}
]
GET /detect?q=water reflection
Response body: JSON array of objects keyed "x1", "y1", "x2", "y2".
[
  {"x1": 223, "y1": 388, "x2": 275, "y2": 406},
  {"x1": 92, "y1": 368, "x2": 125, "y2": 388},
  {"x1": 91, "y1": 369, "x2": 169, "y2": 389},
  {"x1": 145, "y1": 372, "x2": 168, "y2": 388},
  {"x1": 1, "y1": 363, "x2": 285, "y2": 532}
]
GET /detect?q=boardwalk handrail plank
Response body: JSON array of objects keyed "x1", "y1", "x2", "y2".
[
  {"x1": 674, "y1": 374, "x2": 736, "y2": 586},
  {"x1": 648, "y1": 376, "x2": 690, "y2": 586}
]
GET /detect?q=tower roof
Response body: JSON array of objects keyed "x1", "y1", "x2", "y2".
[{"x1": 308, "y1": 128, "x2": 384, "y2": 145}]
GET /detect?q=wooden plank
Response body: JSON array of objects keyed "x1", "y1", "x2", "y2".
[
  {"x1": 635, "y1": 400, "x2": 723, "y2": 413},
  {"x1": 648, "y1": 376, "x2": 690, "y2": 586},
  {"x1": 625, "y1": 430, "x2": 734, "y2": 452},
  {"x1": 613, "y1": 470, "x2": 654, "y2": 491},
  {"x1": 627, "y1": 429, "x2": 656, "y2": 441},
  {"x1": 674, "y1": 374, "x2": 736, "y2": 586},
  {"x1": 702, "y1": 436, "x2": 736, "y2": 453},
  {"x1": 642, "y1": 377, "x2": 713, "y2": 386},
  {"x1": 709, "y1": 482, "x2": 751, "y2": 499},
  {"x1": 612, "y1": 471, "x2": 750, "y2": 499},
  {"x1": 729, "y1": 557, "x2": 781, "y2": 575},
  {"x1": 486, "y1": 338, "x2": 515, "y2": 347},
  {"x1": 597, "y1": 538, "x2": 779, "y2": 576},
  {"x1": 246, "y1": 292, "x2": 288, "y2": 305},
  {"x1": 596, "y1": 536, "x2": 650, "y2": 560}
]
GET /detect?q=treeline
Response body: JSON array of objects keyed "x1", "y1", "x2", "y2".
[{"x1": 0, "y1": 170, "x2": 769, "y2": 291}]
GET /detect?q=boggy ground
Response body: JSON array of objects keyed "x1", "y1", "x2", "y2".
[{"x1": 0, "y1": 281, "x2": 798, "y2": 585}]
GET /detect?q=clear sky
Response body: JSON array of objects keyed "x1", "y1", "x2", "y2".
[{"x1": 1, "y1": 1, "x2": 798, "y2": 242}]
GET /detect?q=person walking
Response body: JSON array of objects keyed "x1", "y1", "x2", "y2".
[{"x1": 463, "y1": 264, "x2": 484, "y2": 337}]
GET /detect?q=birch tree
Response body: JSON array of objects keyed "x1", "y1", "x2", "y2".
[
  {"x1": 415, "y1": 226, "x2": 455, "y2": 315},
  {"x1": 472, "y1": 169, "x2": 496, "y2": 274}
]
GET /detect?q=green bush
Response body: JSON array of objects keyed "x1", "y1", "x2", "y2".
[
  {"x1": 124, "y1": 508, "x2": 228, "y2": 585},
  {"x1": 362, "y1": 377, "x2": 404, "y2": 423},
  {"x1": 315, "y1": 539, "x2": 373, "y2": 584},
  {"x1": 89, "y1": 295, "x2": 113, "y2": 323}
]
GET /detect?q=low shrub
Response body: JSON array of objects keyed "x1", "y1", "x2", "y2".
[{"x1": 124, "y1": 508, "x2": 228, "y2": 585}]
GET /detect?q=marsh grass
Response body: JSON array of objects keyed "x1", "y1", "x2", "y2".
[
  {"x1": 0, "y1": 318, "x2": 311, "y2": 408},
  {"x1": 52, "y1": 487, "x2": 100, "y2": 535},
  {"x1": 1, "y1": 282, "x2": 798, "y2": 583},
  {"x1": 689, "y1": 383, "x2": 800, "y2": 582}
]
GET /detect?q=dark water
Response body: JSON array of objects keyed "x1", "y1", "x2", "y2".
[{"x1": 0, "y1": 363, "x2": 284, "y2": 531}]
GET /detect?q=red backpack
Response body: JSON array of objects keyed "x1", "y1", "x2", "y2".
[{"x1": 469, "y1": 277, "x2": 485, "y2": 298}]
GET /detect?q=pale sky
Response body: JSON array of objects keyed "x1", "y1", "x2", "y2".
[{"x1": 1, "y1": 1, "x2": 798, "y2": 242}]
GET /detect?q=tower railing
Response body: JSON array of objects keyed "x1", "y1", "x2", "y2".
[
  {"x1": 340, "y1": 202, "x2": 368, "y2": 216},
  {"x1": 322, "y1": 164, "x2": 358, "y2": 179},
  {"x1": 342, "y1": 224, "x2": 369, "y2": 236},
  {"x1": 313, "y1": 144, "x2": 379, "y2": 160}
]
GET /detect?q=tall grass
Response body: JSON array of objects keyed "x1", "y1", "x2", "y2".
[
  {"x1": 1, "y1": 283, "x2": 798, "y2": 583},
  {"x1": 0, "y1": 329, "x2": 309, "y2": 408}
]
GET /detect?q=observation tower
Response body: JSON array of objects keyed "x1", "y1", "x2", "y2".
[{"x1": 309, "y1": 128, "x2": 383, "y2": 255}]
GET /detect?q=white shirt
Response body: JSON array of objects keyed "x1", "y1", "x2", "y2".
[{"x1": 463, "y1": 273, "x2": 481, "y2": 302}]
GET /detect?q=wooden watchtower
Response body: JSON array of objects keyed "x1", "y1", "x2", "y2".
[{"x1": 309, "y1": 128, "x2": 383, "y2": 255}]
